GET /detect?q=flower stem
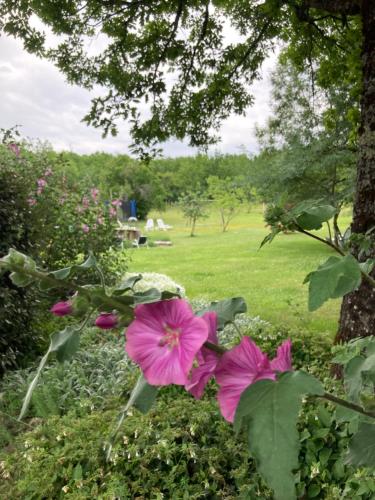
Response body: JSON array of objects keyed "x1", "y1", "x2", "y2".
[
  {"x1": 5, "y1": 263, "x2": 132, "y2": 314},
  {"x1": 295, "y1": 225, "x2": 375, "y2": 289},
  {"x1": 319, "y1": 392, "x2": 375, "y2": 419}
]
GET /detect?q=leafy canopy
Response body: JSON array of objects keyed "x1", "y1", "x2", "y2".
[{"x1": 0, "y1": 0, "x2": 361, "y2": 156}]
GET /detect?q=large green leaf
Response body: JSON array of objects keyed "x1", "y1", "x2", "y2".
[
  {"x1": 234, "y1": 371, "x2": 324, "y2": 500},
  {"x1": 305, "y1": 255, "x2": 362, "y2": 311},
  {"x1": 197, "y1": 297, "x2": 247, "y2": 330},
  {"x1": 347, "y1": 422, "x2": 375, "y2": 467},
  {"x1": 105, "y1": 374, "x2": 158, "y2": 460},
  {"x1": 291, "y1": 202, "x2": 336, "y2": 230}
]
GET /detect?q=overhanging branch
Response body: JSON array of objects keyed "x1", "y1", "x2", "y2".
[{"x1": 301, "y1": 0, "x2": 360, "y2": 16}]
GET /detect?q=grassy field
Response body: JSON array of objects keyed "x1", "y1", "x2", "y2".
[{"x1": 128, "y1": 205, "x2": 352, "y2": 337}]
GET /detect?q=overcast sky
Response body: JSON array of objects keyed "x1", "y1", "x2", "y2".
[{"x1": 0, "y1": 34, "x2": 276, "y2": 157}]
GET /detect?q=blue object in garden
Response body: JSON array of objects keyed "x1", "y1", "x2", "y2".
[{"x1": 130, "y1": 199, "x2": 137, "y2": 218}]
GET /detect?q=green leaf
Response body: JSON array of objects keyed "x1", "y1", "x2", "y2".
[
  {"x1": 105, "y1": 374, "x2": 158, "y2": 460},
  {"x1": 344, "y1": 353, "x2": 375, "y2": 403},
  {"x1": 52, "y1": 326, "x2": 81, "y2": 363},
  {"x1": 307, "y1": 255, "x2": 362, "y2": 311},
  {"x1": 9, "y1": 271, "x2": 34, "y2": 287},
  {"x1": 259, "y1": 228, "x2": 280, "y2": 248},
  {"x1": 359, "y1": 258, "x2": 375, "y2": 275},
  {"x1": 19, "y1": 350, "x2": 50, "y2": 420},
  {"x1": 234, "y1": 371, "x2": 324, "y2": 500},
  {"x1": 45, "y1": 253, "x2": 97, "y2": 288},
  {"x1": 197, "y1": 297, "x2": 247, "y2": 330},
  {"x1": 133, "y1": 288, "x2": 162, "y2": 304},
  {"x1": 292, "y1": 202, "x2": 336, "y2": 230},
  {"x1": 127, "y1": 374, "x2": 159, "y2": 414},
  {"x1": 73, "y1": 463, "x2": 83, "y2": 481},
  {"x1": 347, "y1": 422, "x2": 375, "y2": 467},
  {"x1": 113, "y1": 274, "x2": 142, "y2": 295}
]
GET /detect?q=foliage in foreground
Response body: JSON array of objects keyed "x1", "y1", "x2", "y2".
[{"x1": 0, "y1": 328, "x2": 374, "y2": 500}]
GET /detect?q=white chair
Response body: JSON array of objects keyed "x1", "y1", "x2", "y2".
[
  {"x1": 145, "y1": 219, "x2": 154, "y2": 231},
  {"x1": 156, "y1": 218, "x2": 172, "y2": 231}
]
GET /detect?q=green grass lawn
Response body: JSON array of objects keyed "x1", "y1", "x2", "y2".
[{"x1": 128, "y1": 205, "x2": 352, "y2": 337}]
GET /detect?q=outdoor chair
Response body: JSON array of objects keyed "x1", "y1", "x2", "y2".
[
  {"x1": 133, "y1": 236, "x2": 148, "y2": 248},
  {"x1": 145, "y1": 219, "x2": 154, "y2": 231},
  {"x1": 156, "y1": 218, "x2": 172, "y2": 231}
]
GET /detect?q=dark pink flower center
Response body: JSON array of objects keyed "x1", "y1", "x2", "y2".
[{"x1": 159, "y1": 325, "x2": 181, "y2": 349}]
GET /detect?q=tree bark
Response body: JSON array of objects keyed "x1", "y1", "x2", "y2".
[{"x1": 335, "y1": 0, "x2": 375, "y2": 342}]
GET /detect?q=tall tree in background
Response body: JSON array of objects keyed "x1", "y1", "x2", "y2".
[
  {"x1": 254, "y1": 58, "x2": 357, "y2": 245},
  {"x1": 0, "y1": 0, "x2": 373, "y2": 342}
]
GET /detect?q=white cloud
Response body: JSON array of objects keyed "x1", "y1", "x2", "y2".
[{"x1": 0, "y1": 34, "x2": 275, "y2": 157}]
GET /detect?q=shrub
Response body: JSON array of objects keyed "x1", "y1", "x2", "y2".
[
  {"x1": 0, "y1": 135, "x2": 126, "y2": 372},
  {"x1": 1, "y1": 393, "x2": 374, "y2": 499}
]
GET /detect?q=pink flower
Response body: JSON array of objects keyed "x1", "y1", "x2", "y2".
[
  {"x1": 185, "y1": 311, "x2": 220, "y2": 399},
  {"x1": 215, "y1": 337, "x2": 292, "y2": 423},
  {"x1": 95, "y1": 313, "x2": 118, "y2": 330},
  {"x1": 37, "y1": 178, "x2": 47, "y2": 188},
  {"x1": 8, "y1": 143, "x2": 20, "y2": 157},
  {"x1": 91, "y1": 188, "x2": 99, "y2": 200},
  {"x1": 97, "y1": 217, "x2": 104, "y2": 225},
  {"x1": 109, "y1": 207, "x2": 117, "y2": 218},
  {"x1": 51, "y1": 301, "x2": 73, "y2": 317},
  {"x1": 82, "y1": 196, "x2": 90, "y2": 209},
  {"x1": 125, "y1": 299, "x2": 209, "y2": 386},
  {"x1": 27, "y1": 198, "x2": 37, "y2": 207},
  {"x1": 82, "y1": 224, "x2": 90, "y2": 233},
  {"x1": 111, "y1": 199, "x2": 122, "y2": 207}
]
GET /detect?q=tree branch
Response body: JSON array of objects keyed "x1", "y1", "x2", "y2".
[{"x1": 301, "y1": 0, "x2": 360, "y2": 15}]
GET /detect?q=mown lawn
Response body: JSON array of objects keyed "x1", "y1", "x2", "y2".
[{"x1": 129, "y1": 205, "x2": 352, "y2": 337}]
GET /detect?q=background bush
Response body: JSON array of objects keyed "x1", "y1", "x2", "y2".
[{"x1": 0, "y1": 136, "x2": 126, "y2": 374}]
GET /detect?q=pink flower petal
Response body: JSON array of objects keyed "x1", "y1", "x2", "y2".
[
  {"x1": 186, "y1": 311, "x2": 219, "y2": 399},
  {"x1": 215, "y1": 337, "x2": 275, "y2": 423},
  {"x1": 270, "y1": 339, "x2": 292, "y2": 372}
]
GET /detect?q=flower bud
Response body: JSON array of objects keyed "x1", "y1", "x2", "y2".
[
  {"x1": 95, "y1": 313, "x2": 118, "y2": 330},
  {"x1": 51, "y1": 301, "x2": 73, "y2": 317}
]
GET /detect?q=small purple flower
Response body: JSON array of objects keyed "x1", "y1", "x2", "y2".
[
  {"x1": 51, "y1": 301, "x2": 73, "y2": 317},
  {"x1": 8, "y1": 143, "x2": 20, "y2": 157},
  {"x1": 37, "y1": 178, "x2": 47, "y2": 188},
  {"x1": 95, "y1": 313, "x2": 119, "y2": 330},
  {"x1": 82, "y1": 224, "x2": 90, "y2": 233},
  {"x1": 82, "y1": 196, "x2": 90, "y2": 209},
  {"x1": 27, "y1": 198, "x2": 37, "y2": 207}
]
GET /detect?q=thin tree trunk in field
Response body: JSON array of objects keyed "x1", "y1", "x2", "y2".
[{"x1": 336, "y1": 0, "x2": 375, "y2": 342}]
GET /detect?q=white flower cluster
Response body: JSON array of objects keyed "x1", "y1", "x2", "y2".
[{"x1": 123, "y1": 272, "x2": 186, "y2": 297}]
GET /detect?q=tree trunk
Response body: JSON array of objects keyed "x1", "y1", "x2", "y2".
[{"x1": 335, "y1": 0, "x2": 375, "y2": 343}]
